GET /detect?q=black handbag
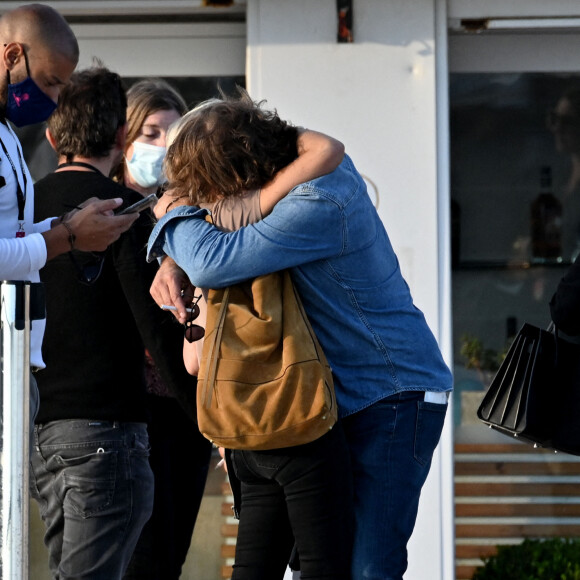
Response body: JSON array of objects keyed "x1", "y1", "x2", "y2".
[{"x1": 477, "y1": 322, "x2": 580, "y2": 455}]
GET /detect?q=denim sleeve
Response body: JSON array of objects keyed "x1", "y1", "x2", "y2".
[{"x1": 147, "y1": 192, "x2": 344, "y2": 289}]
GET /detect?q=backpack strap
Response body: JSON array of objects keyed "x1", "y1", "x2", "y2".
[{"x1": 203, "y1": 286, "x2": 230, "y2": 409}]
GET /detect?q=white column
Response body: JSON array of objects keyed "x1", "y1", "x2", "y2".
[
  {"x1": 0, "y1": 281, "x2": 32, "y2": 580},
  {"x1": 246, "y1": 1, "x2": 454, "y2": 577}
]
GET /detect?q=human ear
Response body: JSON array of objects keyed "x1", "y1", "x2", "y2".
[
  {"x1": 2, "y1": 42, "x2": 23, "y2": 71},
  {"x1": 45, "y1": 128, "x2": 58, "y2": 152}
]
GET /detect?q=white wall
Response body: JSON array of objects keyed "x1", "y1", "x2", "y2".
[
  {"x1": 450, "y1": 33, "x2": 580, "y2": 73},
  {"x1": 247, "y1": 0, "x2": 441, "y2": 325},
  {"x1": 449, "y1": 0, "x2": 580, "y2": 19},
  {"x1": 71, "y1": 22, "x2": 246, "y2": 77},
  {"x1": 246, "y1": 1, "x2": 453, "y2": 578}
]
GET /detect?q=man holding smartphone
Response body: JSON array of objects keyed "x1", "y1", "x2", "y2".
[
  {"x1": 31, "y1": 64, "x2": 201, "y2": 579},
  {"x1": 0, "y1": 4, "x2": 138, "y2": 422}
]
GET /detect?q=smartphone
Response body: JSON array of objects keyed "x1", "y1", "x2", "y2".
[{"x1": 116, "y1": 193, "x2": 157, "y2": 215}]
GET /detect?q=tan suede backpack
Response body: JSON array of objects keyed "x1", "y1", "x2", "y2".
[{"x1": 197, "y1": 270, "x2": 337, "y2": 450}]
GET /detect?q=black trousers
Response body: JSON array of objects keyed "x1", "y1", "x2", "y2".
[
  {"x1": 230, "y1": 422, "x2": 354, "y2": 580},
  {"x1": 123, "y1": 395, "x2": 212, "y2": 580}
]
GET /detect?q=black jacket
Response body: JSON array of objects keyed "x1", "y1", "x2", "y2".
[{"x1": 34, "y1": 170, "x2": 197, "y2": 423}]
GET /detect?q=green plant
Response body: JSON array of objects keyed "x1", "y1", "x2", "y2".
[
  {"x1": 460, "y1": 334, "x2": 505, "y2": 382},
  {"x1": 472, "y1": 538, "x2": 580, "y2": 580}
]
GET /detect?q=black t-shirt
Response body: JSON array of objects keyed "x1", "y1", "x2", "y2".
[{"x1": 34, "y1": 171, "x2": 196, "y2": 423}]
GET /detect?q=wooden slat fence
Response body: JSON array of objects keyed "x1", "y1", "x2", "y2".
[{"x1": 455, "y1": 443, "x2": 580, "y2": 579}]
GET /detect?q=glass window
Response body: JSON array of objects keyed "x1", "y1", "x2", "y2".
[
  {"x1": 451, "y1": 69, "x2": 580, "y2": 580},
  {"x1": 451, "y1": 72, "x2": 580, "y2": 440}
]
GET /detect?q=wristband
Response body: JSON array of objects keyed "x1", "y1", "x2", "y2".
[
  {"x1": 60, "y1": 220, "x2": 76, "y2": 251},
  {"x1": 53, "y1": 210, "x2": 73, "y2": 227}
]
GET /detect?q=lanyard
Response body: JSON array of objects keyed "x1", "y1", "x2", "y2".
[
  {"x1": 0, "y1": 125, "x2": 28, "y2": 233},
  {"x1": 56, "y1": 161, "x2": 102, "y2": 175}
]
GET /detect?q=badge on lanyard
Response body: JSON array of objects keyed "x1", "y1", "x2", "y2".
[{"x1": 0, "y1": 129, "x2": 28, "y2": 239}]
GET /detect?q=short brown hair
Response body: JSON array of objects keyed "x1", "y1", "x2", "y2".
[
  {"x1": 47, "y1": 65, "x2": 126, "y2": 160},
  {"x1": 165, "y1": 88, "x2": 298, "y2": 204}
]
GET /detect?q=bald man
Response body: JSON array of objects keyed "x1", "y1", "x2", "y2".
[{"x1": 0, "y1": 5, "x2": 138, "y2": 420}]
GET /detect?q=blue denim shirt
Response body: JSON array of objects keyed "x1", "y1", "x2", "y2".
[{"x1": 148, "y1": 155, "x2": 452, "y2": 418}]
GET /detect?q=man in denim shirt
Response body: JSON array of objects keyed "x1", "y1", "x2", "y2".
[{"x1": 148, "y1": 143, "x2": 453, "y2": 578}]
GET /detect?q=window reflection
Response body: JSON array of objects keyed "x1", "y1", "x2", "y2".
[{"x1": 450, "y1": 73, "x2": 580, "y2": 437}]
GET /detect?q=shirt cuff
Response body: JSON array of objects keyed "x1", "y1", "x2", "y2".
[
  {"x1": 33, "y1": 217, "x2": 55, "y2": 235},
  {"x1": 26, "y1": 232, "x2": 48, "y2": 272}
]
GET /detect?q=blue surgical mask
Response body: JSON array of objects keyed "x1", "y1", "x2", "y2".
[
  {"x1": 5, "y1": 51, "x2": 57, "y2": 127},
  {"x1": 126, "y1": 141, "x2": 166, "y2": 189}
]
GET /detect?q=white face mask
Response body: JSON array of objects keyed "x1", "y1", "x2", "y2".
[{"x1": 126, "y1": 141, "x2": 166, "y2": 188}]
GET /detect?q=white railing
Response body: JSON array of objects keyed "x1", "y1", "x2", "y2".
[{"x1": 0, "y1": 280, "x2": 36, "y2": 580}]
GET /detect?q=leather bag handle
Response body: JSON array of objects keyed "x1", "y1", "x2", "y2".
[{"x1": 204, "y1": 286, "x2": 230, "y2": 409}]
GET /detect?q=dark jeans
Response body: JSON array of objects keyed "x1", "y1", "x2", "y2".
[
  {"x1": 30, "y1": 420, "x2": 154, "y2": 580},
  {"x1": 342, "y1": 391, "x2": 448, "y2": 580},
  {"x1": 230, "y1": 422, "x2": 354, "y2": 580},
  {"x1": 123, "y1": 395, "x2": 212, "y2": 580},
  {"x1": 30, "y1": 372, "x2": 40, "y2": 426}
]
